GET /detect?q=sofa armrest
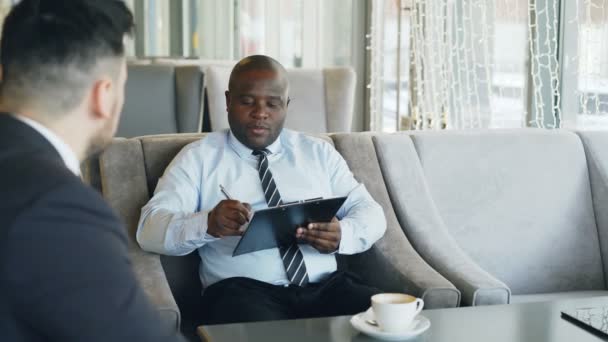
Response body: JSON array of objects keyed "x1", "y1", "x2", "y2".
[
  {"x1": 343, "y1": 226, "x2": 461, "y2": 309},
  {"x1": 331, "y1": 132, "x2": 459, "y2": 308},
  {"x1": 407, "y1": 228, "x2": 511, "y2": 306},
  {"x1": 130, "y1": 246, "x2": 181, "y2": 333},
  {"x1": 373, "y1": 134, "x2": 511, "y2": 306},
  {"x1": 97, "y1": 138, "x2": 183, "y2": 332}
]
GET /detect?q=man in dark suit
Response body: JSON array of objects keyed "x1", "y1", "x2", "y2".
[{"x1": 0, "y1": 1, "x2": 184, "y2": 341}]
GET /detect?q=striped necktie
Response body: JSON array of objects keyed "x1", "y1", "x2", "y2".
[{"x1": 253, "y1": 149, "x2": 309, "y2": 286}]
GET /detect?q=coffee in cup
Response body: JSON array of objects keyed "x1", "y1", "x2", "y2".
[{"x1": 371, "y1": 293, "x2": 424, "y2": 333}]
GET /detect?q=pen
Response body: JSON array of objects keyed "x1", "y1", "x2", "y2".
[
  {"x1": 219, "y1": 184, "x2": 250, "y2": 222},
  {"x1": 219, "y1": 184, "x2": 232, "y2": 200}
]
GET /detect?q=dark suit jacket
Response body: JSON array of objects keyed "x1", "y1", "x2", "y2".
[{"x1": 0, "y1": 114, "x2": 183, "y2": 341}]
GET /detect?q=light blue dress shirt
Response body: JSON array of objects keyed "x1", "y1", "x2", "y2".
[{"x1": 136, "y1": 129, "x2": 386, "y2": 287}]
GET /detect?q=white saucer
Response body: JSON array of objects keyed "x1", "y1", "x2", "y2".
[{"x1": 350, "y1": 307, "x2": 430, "y2": 341}]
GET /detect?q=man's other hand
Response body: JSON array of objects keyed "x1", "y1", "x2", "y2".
[
  {"x1": 208, "y1": 200, "x2": 252, "y2": 238},
  {"x1": 296, "y1": 217, "x2": 341, "y2": 253}
]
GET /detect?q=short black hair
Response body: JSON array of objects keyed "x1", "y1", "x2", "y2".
[{"x1": 0, "y1": 0, "x2": 134, "y2": 114}]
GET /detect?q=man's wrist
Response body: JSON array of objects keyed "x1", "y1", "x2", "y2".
[
  {"x1": 331, "y1": 220, "x2": 341, "y2": 254},
  {"x1": 207, "y1": 209, "x2": 222, "y2": 239},
  {"x1": 206, "y1": 210, "x2": 220, "y2": 237}
]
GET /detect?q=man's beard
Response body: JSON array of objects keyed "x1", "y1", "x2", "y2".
[
  {"x1": 85, "y1": 111, "x2": 117, "y2": 159},
  {"x1": 85, "y1": 130, "x2": 111, "y2": 159}
]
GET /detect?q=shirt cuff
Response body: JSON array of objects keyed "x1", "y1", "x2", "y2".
[
  {"x1": 188, "y1": 210, "x2": 219, "y2": 244},
  {"x1": 337, "y1": 219, "x2": 356, "y2": 255}
]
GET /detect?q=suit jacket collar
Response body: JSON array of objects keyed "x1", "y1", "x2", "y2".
[{"x1": 0, "y1": 113, "x2": 63, "y2": 163}]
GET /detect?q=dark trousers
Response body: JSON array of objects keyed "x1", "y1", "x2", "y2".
[{"x1": 200, "y1": 271, "x2": 381, "y2": 325}]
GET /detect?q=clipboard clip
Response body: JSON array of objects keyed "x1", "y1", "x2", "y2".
[{"x1": 280, "y1": 197, "x2": 323, "y2": 206}]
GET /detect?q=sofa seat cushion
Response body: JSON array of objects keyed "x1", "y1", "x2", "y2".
[{"x1": 511, "y1": 291, "x2": 608, "y2": 304}]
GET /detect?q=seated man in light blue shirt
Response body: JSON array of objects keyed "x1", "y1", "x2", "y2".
[{"x1": 137, "y1": 55, "x2": 387, "y2": 324}]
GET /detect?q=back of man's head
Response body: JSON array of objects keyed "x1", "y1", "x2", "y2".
[{"x1": 0, "y1": 0, "x2": 134, "y2": 116}]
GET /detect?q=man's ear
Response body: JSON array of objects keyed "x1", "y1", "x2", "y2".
[
  {"x1": 90, "y1": 77, "x2": 114, "y2": 119},
  {"x1": 286, "y1": 97, "x2": 291, "y2": 108},
  {"x1": 225, "y1": 90, "x2": 231, "y2": 112}
]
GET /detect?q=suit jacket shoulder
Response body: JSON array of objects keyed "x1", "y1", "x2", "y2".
[{"x1": 0, "y1": 115, "x2": 183, "y2": 341}]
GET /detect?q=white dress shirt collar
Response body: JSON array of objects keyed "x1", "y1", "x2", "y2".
[
  {"x1": 14, "y1": 115, "x2": 81, "y2": 176},
  {"x1": 227, "y1": 129, "x2": 283, "y2": 159}
]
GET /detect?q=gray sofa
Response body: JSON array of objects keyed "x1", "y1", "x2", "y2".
[
  {"x1": 89, "y1": 132, "x2": 459, "y2": 335},
  {"x1": 364, "y1": 129, "x2": 608, "y2": 306},
  {"x1": 86, "y1": 129, "x2": 608, "y2": 335},
  {"x1": 117, "y1": 63, "x2": 356, "y2": 137}
]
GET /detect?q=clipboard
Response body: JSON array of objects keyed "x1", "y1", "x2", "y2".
[{"x1": 232, "y1": 196, "x2": 347, "y2": 256}]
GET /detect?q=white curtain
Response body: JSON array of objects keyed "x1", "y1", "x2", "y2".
[{"x1": 370, "y1": 0, "x2": 608, "y2": 130}]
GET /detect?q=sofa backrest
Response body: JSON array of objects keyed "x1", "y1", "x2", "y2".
[
  {"x1": 149, "y1": 59, "x2": 240, "y2": 133},
  {"x1": 117, "y1": 65, "x2": 204, "y2": 138},
  {"x1": 174, "y1": 67, "x2": 205, "y2": 133},
  {"x1": 205, "y1": 66, "x2": 355, "y2": 133},
  {"x1": 97, "y1": 132, "x2": 336, "y2": 322},
  {"x1": 373, "y1": 129, "x2": 604, "y2": 294}
]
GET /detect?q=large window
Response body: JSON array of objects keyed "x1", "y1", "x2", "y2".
[
  {"x1": 133, "y1": 0, "x2": 354, "y2": 69},
  {"x1": 1, "y1": 0, "x2": 605, "y2": 131},
  {"x1": 368, "y1": 0, "x2": 410, "y2": 131},
  {"x1": 561, "y1": 0, "x2": 608, "y2": 128},
  {"x1": 491, "y1": 0, "x2": 528, "y2": 128},
  {"x1": 371, "y1": 0, "x2": 608, "y2": 131},
  {"x1": 371, "y1": 0, "x2": 530, "y2": 131}
]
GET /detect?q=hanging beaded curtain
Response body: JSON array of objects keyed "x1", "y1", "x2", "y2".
[
  {"x1": 562, "y1": 0, "x2": 608, "y2": 129},
  {"x1": 369, "y1": 0, "x2": 608, "y2": 130},
  {"x1": 410, "y1": 0, "x2": 529, "y2": 129}
]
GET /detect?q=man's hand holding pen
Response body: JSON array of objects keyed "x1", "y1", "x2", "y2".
[
  {"x1": 208, "y1": 200, "x2": 252, "y2": 238},
  {"x1": 208, "y1": 185, "x2": 252, "y2": 238}
]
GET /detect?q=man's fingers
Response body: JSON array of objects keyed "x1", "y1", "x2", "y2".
[
  {"x1": 308, "y1": 217, "x2": 338, "y2": 228},
  {"x1": 210, "y1": 200, "x2": 251, "y2": 237},
  {"x1": 218, "y1": 201, "x2": 251, "y2": 225},
  {"x1": 218, "y1": 215, "x2": 243, "y2": 230},
  {"x1": 225, "y1": 209, "x2": 248, "y2": 225},
  {"x1": 230, "y1": 202, "x2": 252, "y2": 222},
  {"x1": 297, "y1": 218, "x2": 341, "y2": 253},
  {"x1": 216, "y1": 217, "x2": 243, "y2": 235},
  {"x1": 302, "y1": 235, "x2": 335, "y2": 252},
  {"x1": 297, "y1": 229, "x2": 340, "y2": 254},
  {"x1": 307, "y1": 222, "x2": 339, "y2": 232},
  {"x1": 298, "y1": 228, "x2": 339, "y2": 242},
  {"x1": 221, "y1": 200, "x2": 250, "y2": 215}
]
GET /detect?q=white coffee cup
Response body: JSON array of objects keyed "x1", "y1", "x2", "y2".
[{"x1": 371, "y1": 293, "x2": 424, "y2": 333}]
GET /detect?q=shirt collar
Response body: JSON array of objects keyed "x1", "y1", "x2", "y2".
[
  {"x1": 227, "y1": 129, "x2": 283, "y2": 159},
  {"x1": 14, "y1": 115, "x2": 81, "y2": 176}
]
